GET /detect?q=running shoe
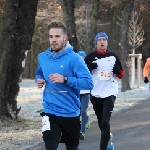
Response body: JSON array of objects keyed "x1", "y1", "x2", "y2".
[
  {"x1": 107, "y1": 133, "x2": 114, "y2": 150},
  {"x1": 79, "y1": 132, "x2": 85, "y2": 140}
]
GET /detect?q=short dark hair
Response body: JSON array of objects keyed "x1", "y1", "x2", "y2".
[{"x1": 48, "y1": 22, "x2": 67, "y2": 34}]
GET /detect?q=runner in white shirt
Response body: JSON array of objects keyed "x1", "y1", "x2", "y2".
[{"x1": 84, "y1": 32, "x2": 124, "y2": 150}]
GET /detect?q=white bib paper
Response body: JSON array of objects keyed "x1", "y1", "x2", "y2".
[
  {"x1": 42, "y1": 115, "x2": 51, "y2": 132},
  {"x1": 98, "y1": 70, "x2": 111, "y2": 80}
]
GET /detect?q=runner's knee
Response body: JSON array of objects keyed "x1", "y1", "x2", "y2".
[
  {"x1": 44, "y1": 139, "x2": 58, "y2": 150},
  {"x1": 101, "y1": 119, "x2": 109, "y2": 129}
]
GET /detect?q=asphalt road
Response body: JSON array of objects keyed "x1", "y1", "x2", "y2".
[{"x1": 26, "y1": 97, "x2": 150, "y2": 150}]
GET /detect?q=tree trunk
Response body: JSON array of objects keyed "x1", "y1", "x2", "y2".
[
  {"x1": 108, "y1": 6, "x2": 122, "y2": 57},
  {"x1": 86, "y1": 0, "x2": 100, "y2": 53},
  {"x1": 62, "y1": 0, "x2": 77, "y2": 52},
  {"x1": 0, "y1": 0, "x2": 39, "y2": 119},
  {"x1": 120, "y1": 0, "x2": 135, "y2": 92}
]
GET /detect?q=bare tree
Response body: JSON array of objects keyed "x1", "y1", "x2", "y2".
[
  {"x1": 120, "y1": 0, "x2": 135, "y2": 92},
  {"x1": 128, "y1": 6, "x2": 144, "y2": 87},
  {"x1": 60, "y1": 0, "x2": 77, "y2": 51},
  {"x1": 85, "y1": 0, "x2": 100, "y2": 53},
  {"x1": 128, "y1": 8, "x2": 144, "y2": 50},
  {"x1": 0, "y1": 0, "x2": 39, "y2": 119}
]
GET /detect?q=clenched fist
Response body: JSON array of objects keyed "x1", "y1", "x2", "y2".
[{"x1": 37, "y1": 79, "x2": 45, "y2": 88}]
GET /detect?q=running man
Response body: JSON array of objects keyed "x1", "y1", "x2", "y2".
[
  {"x1": 35, "y1": 22, "x2": 94, "y2": 150},
  {"x1": 84, "y1": 32, "x2": 124, "y2": 150}
]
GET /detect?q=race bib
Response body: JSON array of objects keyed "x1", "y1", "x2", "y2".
[
  {"x1": 42, "y1": 115, "x2": 51, "y2": 132},
  {"x1": 98, "y1": 70, "x2": 111, "y2": 80}
]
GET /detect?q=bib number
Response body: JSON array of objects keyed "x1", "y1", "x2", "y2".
[
  {"x1": 98, "y1": 70, "x2": 111, "y2": 80},
  {"x1": 42, "y1": 115, "x2": 51, "y2": 132}
]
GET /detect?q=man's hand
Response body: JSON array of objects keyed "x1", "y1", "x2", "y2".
[
  {"x1": 49, "y1": 73, "x2": 64, "y2": 83},
  {"x1": 37, "y1": 79, "x2": 45, "y2": 88},
  {"x1": 89, "y1": 62, "x2": 98, "y2": 72},
  {"x1": 144, "y1": 77, "x2": 149, "y2": 83}
]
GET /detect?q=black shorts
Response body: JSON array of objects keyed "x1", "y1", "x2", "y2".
[{"x1": 41, "y1": 112, "x2": 80, "y2": 148}]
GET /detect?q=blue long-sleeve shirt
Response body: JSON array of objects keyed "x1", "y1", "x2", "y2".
[{"x1": 35, "y1": 46, "x2": 93, "y2": 117}]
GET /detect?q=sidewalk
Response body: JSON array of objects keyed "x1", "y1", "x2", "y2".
[{"x1": 26, "y1": 96, "x2": 150, "y2": 150}]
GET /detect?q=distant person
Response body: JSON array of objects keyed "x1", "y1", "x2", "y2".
[
  {"x1": 35, "y1": 22, "x2": 94, "y2": 150},
  {"x1": 84, "y1": 32, "x2": 124, "y2": 150},
  {"x1": 143, "y1": 58, "x2": 150, "y2": 83},
  {"x1": 77, "y1": 50, "x2": 91, "y2": 140}
]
